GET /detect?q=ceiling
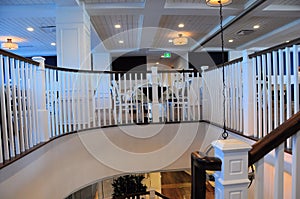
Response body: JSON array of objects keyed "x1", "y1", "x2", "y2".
[{"x1": 0, "y1": 0, "x2": 300, "y2": 66}]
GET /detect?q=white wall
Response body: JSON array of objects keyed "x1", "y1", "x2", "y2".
[{"x1": 0, "y1": 122, "x2": 223, "y2": 199}]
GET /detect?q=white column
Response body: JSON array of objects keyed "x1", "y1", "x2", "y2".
[
  {"x1": 32, "y1": 57, "x2": 50, "y2": 142},
  {"x1": 242, "y1": 50, "x2": 254, "y2": 136},
  {"x1": 212, "y1": 139, "x2": 252, "y2": 199},
  {"x1": 56, "y1": 5, "x2": 91, "y2": 70},
  {"x1": 151, "y1": 67, "x2": 160, "y2": 122}
]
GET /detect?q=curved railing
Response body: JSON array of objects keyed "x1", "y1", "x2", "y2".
[{"x1": 0, "y1": 49, "x2": 203, "y2": 166}]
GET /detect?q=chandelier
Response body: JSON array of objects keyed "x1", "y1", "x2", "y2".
[
  {"x1": 1, "y1": 38, "x2": 18, "y2": 50},
  {"x1": 206, "y1": 0, "x2": 232, "y2": 6},
  {"x1": 173, "y1": 34, "x2": 188, "y2": 46}
]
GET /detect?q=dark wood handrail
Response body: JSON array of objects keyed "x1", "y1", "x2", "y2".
[
  {"x1": 45, "y1": 64, "x2": 200, "y2": 75},
  {"x1": 0, "y1": 49, "x2": 39, "y2": 66},
  {"x1": 248, "y1": 37, "x2": 300, "y2": 58},
  {"x1": 248, "y1": 111, "x2": 300, "y2": 166}
]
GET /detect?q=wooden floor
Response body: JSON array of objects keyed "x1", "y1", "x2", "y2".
[{"x1": 161, "y1": 171, "x2": 214, "y2": 199}]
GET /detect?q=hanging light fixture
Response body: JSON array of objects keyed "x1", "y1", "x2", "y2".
[
  {"x1": 173, "y1": 34, "x2": 188, "y2": 46},
  {"x1": 1, "y1": 38, "x2": 18, "y2": 50},
  {"x1": 206, "y1": 0, "x2": 232, "y2": 6},
  {"x1": 206, "y1": 0, "x2": 232, "y2": 139}
]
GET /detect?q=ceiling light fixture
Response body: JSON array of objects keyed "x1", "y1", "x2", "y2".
[
  {"x1": 173, "y1": 34, "x2": 188, "y2": 46},
  {"x1": 206, "y1": 0, "x2": 232, "y2": 6},
  {"x1": 206, "y1": 0, "x2": 232, "y2": 139},
  {"x1": 168, "y1": 39, "x2": 173, "y2": 43},
  {"x1": 118, "y1": 40, "x2": 124, "y2": 44},
  {"x1": 178, "y1": 23, "x2": 185, "y2": 28},
  {"x1": 228, "y1": 39, "x2": 233, "y2": 43},
  {"x1": 27, "y1": 27, "x2": 34, "y2": 32},
  {"x1": 253, "y1": 25, "x2": 260, "y2": 29},
  {"x1": 51, "y1": 42, "x2": 56, "y2": 46},
  {"x1": 1, "y1": 38, "x2": 18, "y2": 50},
  {"x1": 115, "y1": 24, "x2": 121, "y2": 29}
]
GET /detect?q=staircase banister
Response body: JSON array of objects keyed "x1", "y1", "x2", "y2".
[
  {"x1": 191, "y1": 151, "x2": 222, "y2": 170},
  {"x1": 248, "y1": 111, "x2": 300, "y2": 166}
]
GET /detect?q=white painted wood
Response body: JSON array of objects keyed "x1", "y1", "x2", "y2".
[
  {"x1": 58, "y1": 71, "x2": 63, "y2": 135},
  {"x1": 0, "y1": 55, "x2": 9, "y2": 160},
  {"x1": 16, "y1": 60, "x2": 25, "y2": 152},
  {"x1": 197, "y1": 72, "x2": 201, "y2": 120},
  {"x1": 76, "y1": 73, "x2": 81, "y2": 130},
  {"x1": 146, "y1": 76, "x2": 150, "y2": 122},
  {"x1": 67, "y1": 73, "x2": 72, "y2": 131},
  {"x1": 135, "y1": 73, "x2": 138, "y2": 123},
  {"x1": 274, "y1": 143, "x2": 284, "y2": 199},
  {"x1": 91, "y1": 74, "x2": 96, "y2": 128},
  {"x1": 25, "y1": 63, "x2": 34, "y2": 146},
  {"x1": 16, "y1": 60, "x2": 24, "y2": 150},
  {"x1": 267, "y1": 53, "x2": 273, "y2": 133},
  {"x1": 212, "y1": 139, "x2": 251, "y2": 199},
  {"x1": 238, "y1": 62, "x2": 243, "y2": 132},
  {"x1": 10, "y1": 58, "x2": 20, "y2": 154},
  {"x1": 171, "y1": 73, "x2": 175, "y2": 121},
  {"x1": 292, "y1": 131, "x2": 300, "y2": 199},
  {"x1": 186, "y1": 73, "x2": 191, "y2": 121},
  {"x1": 141, "y1": 74, "x2": 145, "y2": 123},
  {"x1": 292, "y1": 45, "x2": 299, "y2": 113},
  {"x1": 20, "y1": 61, "x2": 29, "y2": 149},
  {"x1": 278, "y1": 49, "x2": 285, "y2": 125},
  {"x1": 262, "y1": 54, "x2": 268, "y2": 137},
  {"x1": 61, "y1": 71, "x2": 67, "y2": 132},
  {"x1": 272, "y1": 51, "x2": 279, "y2": 128},
  {"x1": 118, "y1": 73, "x2": 122, "y2": 124},
  {"x1": 257, "y1": 56, "x2": 263, "y2": 138},
  {"x1": 31, "y1": 65, "x2": 38, "y2": 144},
  {"x1": 252, "y1": 58, "x2": 258, "y2": 138},
  {"x1": 255, "y1": 158, "x2": 265, "y2": 199},
  {"x1": 285, "y1": 47, "x2": 292, "y2": 151},
  {"x1": 225, "y1": 66, "x2": 230, "y2": 128},
  {"x1": 4, "y1": 56, "x2": 15, "y2": 156},
  {"x1": 129, "y1": 73, "x2": 133, "y2": 123}
]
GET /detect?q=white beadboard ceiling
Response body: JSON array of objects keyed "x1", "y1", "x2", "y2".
[{"x1": 0, "y1": 0, "x2": 300, "y2": 64}]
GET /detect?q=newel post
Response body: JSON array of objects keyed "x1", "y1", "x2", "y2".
[
  {"x1": 32, "y1": 57, "x2": 50, "y2": 142},
  {"x1": 212, "y1": 139, "x2": 251, "y2": 199}
]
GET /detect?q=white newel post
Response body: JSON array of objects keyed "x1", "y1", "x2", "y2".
[
  {"x1": 212, "y1": 139, "x2": 252, "y2": 199},
  {"x1": 32, "y1": 57, "x2": 50, "y2": 142},
  {"x1": 151, "y1": 67, "x2": 159, "y2": 122}
]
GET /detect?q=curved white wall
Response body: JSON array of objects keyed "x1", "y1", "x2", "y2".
[{"x1": 0, "y1": 122, "x2": 223, "y2": 199}]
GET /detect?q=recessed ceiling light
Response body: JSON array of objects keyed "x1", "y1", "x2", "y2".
[
  {"x1": 168, "y1": 39, "x2": 173, "y2": 43},
  {"x1": 27, "y1": 27, "x2": 34, "y2": 32},
  {"x1": 156, "y1": 62, "x2": 159, "y2": 65},
  {"x1": 51, "y1": 42, "x2": 56, "y2": 46},
  {"x1": 228, "y1": 39, "x2": 234, "y2": 43},
  {"x1": 286, "y1": 40, "x2": 290, "y2": 43},
  {"x1": 118, "y1": 40, "x2": 124, "y2": 44},
  {"x1": 115, "y1": 24, "x2": 121, "y2": 29},
  {"x1": 253, "y1": 25, "x2": 260, "y2": 29},
  {"x1": 178, "y1": 23, "x2": 184, "y2": 28}
]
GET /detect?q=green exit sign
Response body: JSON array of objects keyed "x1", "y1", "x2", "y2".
[{"x1": 163, "y1": 52, "x2": 171, "y2": 58}]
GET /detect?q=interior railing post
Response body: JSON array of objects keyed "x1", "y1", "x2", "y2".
[{"x1": 191, "y1": 151, "x2": 222, "y2": 199}]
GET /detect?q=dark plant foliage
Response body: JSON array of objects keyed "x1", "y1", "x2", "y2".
[{"x1": 111, "y1": 174, "x2": 147, "y2": 199}]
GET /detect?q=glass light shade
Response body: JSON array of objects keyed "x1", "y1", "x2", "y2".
[
  {"x1": 206, "y1": 0, "x2": 232, "y2": 6},
  {"x1": 173, "y1": 34, "x2": 188, "y2": 46},
  {"x1": 1, "y1": 39, "x2": 18, "y2": 50}
]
